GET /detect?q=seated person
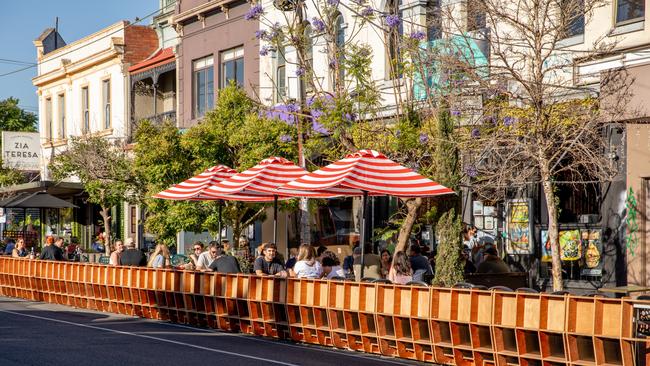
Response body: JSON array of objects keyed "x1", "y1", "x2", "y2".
[
  {"x1": 120, "y1": 238, "x2": 147, "y2": 266},
  {"x1": 196, "y1": 242, "x2": 218, "y2": 271},
  {"x1": 321, "y1": 251, "x2": 345, "y2": 279},
  {"x1": 409, "y1": 244, "x2": 433, "y2": 282},
  {"x1": 353, "y1": 243, "x2": 382, "y2": 281},
  {"x1": 208, "y1": 246, "x2": 241, "y2": 273},
  {"x1": 254, "y1": 243, "x2": 287, "y2": 277},
  {"x1": 476, "y1": 247, "x2": 510, "y2": 274}
]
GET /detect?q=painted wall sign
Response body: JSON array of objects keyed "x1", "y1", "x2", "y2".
[{"x1": 1, "y1": 131, "x2": 41, "y2": 171}]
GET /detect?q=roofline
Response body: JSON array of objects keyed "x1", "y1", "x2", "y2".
[{"x1": 37, "y1": 21, "x2": 130, "y2": 61}]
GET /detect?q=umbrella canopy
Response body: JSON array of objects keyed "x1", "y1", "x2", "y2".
[
  {"x1": 3, "y1": 192, "x2": 77, "y2": 208},
  {"x1": 153, "y1": 165, "x2": 276, "y2": 202},
  {"x1": 280, "y1": 149, "x2": 455, "y2": 197}
]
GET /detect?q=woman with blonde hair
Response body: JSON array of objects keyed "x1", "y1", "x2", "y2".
[
  {"x1": 292, "y1": 244, "x2": 322, "y2": 278},
  {"x1": 11, "y1": 239, "x2": 27, "y2": 258},
  {"x1": 148, "y1": 243, "x2": 171, "y2": 268}
]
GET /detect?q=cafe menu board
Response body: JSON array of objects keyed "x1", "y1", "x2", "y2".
[{"x1": 506, "y1": 199, "x2": 532, "y2": 254}]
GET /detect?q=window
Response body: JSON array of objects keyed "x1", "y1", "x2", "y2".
[
  {"x1": 81, "y1": 86, "x2": 89, "y2": 133},
  {"x1": 616, "y1": 0, "x2": 644, "y2": 24},
  {"x1": 304, "y1": 25, "x2": 314, "y2": 93},
  {"x1": 466, "y1": 0, "x2": 486, "y2": 32},
  {"x1": 335, "y1": 13, "x2": 345, "y2": 85},
  {"x1": 221, "y1": 47, "x2": 244, "y2": 88},
  {"x1": 193, "y1": 55, "x2": 214, "y2": 118},
  {"x1": 102, "y1": 79, "x2": 111, "y2": 129},
  {"x1": 58, "y1": 94, "x2": 65, "y2": 139},
  {"x1": 45, "y1": 97, "x2": 52, "y2": 141},
  {"x1": 560, "y1": 0, "x2": 584, "y2": 38},
  {"x1": 276, "y1": 46, "x2": 286, "y2": 102},
  {"x1": 427, "y1": 0, "x2": 442, "y2": 41},
  {"x1": 130, "y1": 206, "x2": 136, "y2": 234}
]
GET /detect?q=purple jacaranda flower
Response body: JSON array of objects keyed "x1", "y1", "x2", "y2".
[
  {"x1": 295, "y1": 67, "x2": 306, "y2": 77},
  {"x1": 504, "y1": 116, "x2": 515, "y2": 126},
  {"x1": 483, "y1": 115, "x2": 495, "y2": 124},
  {"x1": 244, "y1": 4, "x2": 264, "y2": 20},
  {"x1": 396, "y1": 129, "x2": 401, "y2": 137},
  {"x1": 409, "y1": 31, "x2": 426, "y2": 40},
  {"x1": 285, "y1": 102, "x2": 300, "y2": 113},
  {"x1": 310, "y1": 108, "x2": 324, "y2": 120},
  {"x1": 266, "y1": 103, "x2": 300, "y2": 125},
  {"x1": 280, "y1": 134, "x2": 293, "y2": 142},
  {"x1": 471, "y1": 128, "x2": 480, "y2": 138},
  {"x1": 419, "y1": 133, "x2": 429, "y2": 143},
  {"x1": 451, "y1": 109, "x2": 461, "y2": 117},
  {"x1": 255, "y1": 30, "x2": 267, "y2": 39},
  {"x1": 385, "y1": 14, "x2": 401, "y2": 28},
  {"x1": 327, "y1": 0, "x2": 339, "y2": 6},
  {"x1": 361, "y1": 7, "x2": 374, "y2": 17},
  {"x1": 311, "y1": 17, "x2": 326, "y2": 32},
  {"x1": 465, "y1": 165, "x2": 478, "y2": 177},
  {"x1": 312, "y1": 120, "x2": 329, "y2": 134},
  {"x1": 344, "y1": 112, "x2": 357, "y2": 122},
  {"x1": 329, "y1": 58, "x2": 338, "y2": 69},
  {"x1": 259, "y1": 45, "x2": 271, "y2": 56}
]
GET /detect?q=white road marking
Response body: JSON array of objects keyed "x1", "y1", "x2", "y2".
[{"x1": 0, "y1": 309, "x2": 298, "y2": 366}]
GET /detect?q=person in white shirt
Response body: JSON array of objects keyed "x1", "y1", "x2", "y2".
[
  {"x1": 196, "y1": 242, "x2": 219, "y2": 270},
  {"x1": 292, "y1": 244, "x2": 323, "y2": 279}
]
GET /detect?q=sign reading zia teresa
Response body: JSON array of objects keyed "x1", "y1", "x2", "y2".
[{"x1": 2, "y1": 131, "x2": 41, "y2": 171}]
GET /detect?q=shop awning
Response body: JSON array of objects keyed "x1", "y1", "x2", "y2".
[
  {"x1": 0, "y1": 181, "x2": 84, "y2": 197},
  {"x1": 2, "y1": 192, "x2": 77, "y2": 209}
]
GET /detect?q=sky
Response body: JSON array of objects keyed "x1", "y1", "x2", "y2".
[{"x1": 0, "y1": 1, "x2": 156, "y2": 114}]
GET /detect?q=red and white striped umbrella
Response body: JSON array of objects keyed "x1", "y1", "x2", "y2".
[
  {"x1": 153, "y1": 165, "x2": 276, "y2": 202},
  {"x1": 280, "y1": 149, "x2": 455, "y2": 197},
  {"x1": 202, "y1": 156, "x2": 358, "y2": 199}
]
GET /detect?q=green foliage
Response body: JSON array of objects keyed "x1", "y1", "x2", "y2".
[
  {"x1": 135, "y1": 85, "x2": 298, "y2": 242},
  {"x1": 432, "y1": 209, "x2": 464, "y2": 286},
  {"x1": 0, "y1": 97, "x2": 37, "y2": 132}
]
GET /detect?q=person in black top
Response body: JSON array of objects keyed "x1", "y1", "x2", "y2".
[
  {"x1": 119, "y1": 238, "x2": 147, "y2": 266},
  {"x1": 208, "y1": 247, "x2": 241, "y2": 273},
  {"x1": 40, "y1": 237, "x2": 65, "y2": 261},
  {"x1": 409, "y1": 244, "x2": 433, "y2": 282},
  {"x1": 254, "y1": 243, "x2": 287, "y2": 277}
]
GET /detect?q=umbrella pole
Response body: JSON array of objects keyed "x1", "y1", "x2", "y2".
[
  {"x1": 217, "y1": 200, "x2": 222, "y2": 243},
  {"x1": 359, "y1": 191, "x2": 368, "y2": 279},
  {"x1": 273, "y1": 195, "x2": 278, "y2": 245}
]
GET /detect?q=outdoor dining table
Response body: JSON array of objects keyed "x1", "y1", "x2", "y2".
[{"x1": 598, "y1": 284, "x2": 650, "y2": 298}]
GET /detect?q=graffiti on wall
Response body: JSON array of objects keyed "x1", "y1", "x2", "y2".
[{"x1": 626, "y1": 187, "x2": 639, "y2": 257}]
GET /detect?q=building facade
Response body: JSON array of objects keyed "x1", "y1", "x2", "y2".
[{"x1": 172, "y1": 0, "x2": 260, "y2": 128}]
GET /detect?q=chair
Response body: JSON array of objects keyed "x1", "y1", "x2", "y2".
[
  {"x1": 98, "y1": 256, "x2": 110, "y2": 265},
  {"x1": 550, "y1": 290, "x2": 570, "y2": 296},
  {"x1": 472, "y1": 285, "x2": 489, "y2": 290},
  {"x1": 516, "y1": 287, "x2": 539, "y2": 293},
  {"x1": 637, "y1": 295, "x2": 650, "y2": 300},
  {"x1": 170, "y1": 254, "x2": 189, "y2": 266},
  {"x1": 329, "y1": 276, "x2": 346, "y2": 281},
  {"x1": 406, "y1": 280, "x2": 429, "y2": 287},
  {"x1": 372, "y1": 278, "x2": 392, "y2": 284},
  {"x1": 360, "y1": 277, "x2": 376, "y2": 283},
  {"x1": 80, "y1": 254, "x2": 90, "y2": 263},
  {"x1": 489, "y1": 285, "x2": 514, "y2": 292},
  {"x1": 453, "y1": 282, "x2": 474, "y2": 289},
  {"x1": 585, "y1": 292, "x2": 605, "y2": 298}
]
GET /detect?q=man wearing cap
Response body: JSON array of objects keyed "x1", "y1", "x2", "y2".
[
  {"x1": 120, "y1": 238, "x2": 146, "y2": 266},
  {"x1": 476, "y1": 247, "x2": 510, "y2": 274},
  {"x1": 208, "y1": 246, "x2": 241, "y2": 273}
]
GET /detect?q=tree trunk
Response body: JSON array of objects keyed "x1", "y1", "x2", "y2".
[
  {"x1": 100, "y1": 207, "x2": 112, "y2": 256},
  {"x1": 394, "y1": 197, "x2": 422, "y2": 257},
  {"x1": 541, "y1": 169, "x2": 562, "y2": 292}
]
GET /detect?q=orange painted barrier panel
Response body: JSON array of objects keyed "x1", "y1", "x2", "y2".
[{"x1": 0, "y1": 257, "x2": 646, "y2": 365}]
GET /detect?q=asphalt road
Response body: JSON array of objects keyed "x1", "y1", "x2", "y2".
[{"x1": 0, "y1": 296, "x2": 422, "y2": 366}]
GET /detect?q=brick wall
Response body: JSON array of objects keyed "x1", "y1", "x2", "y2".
[{"x1": 124, "y1": 25, "x2": 159, "y2": 65}]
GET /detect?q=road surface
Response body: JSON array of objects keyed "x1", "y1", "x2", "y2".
[{"x1": 0, "y1": 296, "x2": 423, "y2": 366}]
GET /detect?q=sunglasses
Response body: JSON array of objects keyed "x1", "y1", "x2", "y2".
[
  {"x1": 210, "y1": 251, "x2": 217, "y2": 254},
  {"x1": 193, "y1": 247, "x2": 202, "y2": 251}
]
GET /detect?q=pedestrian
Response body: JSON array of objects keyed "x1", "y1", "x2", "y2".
[
  {"x1": 208, "y1": 246, "x2": 241, "y2": 273},
  {"x1": 409, "y1": 244, "x2": 433, "y2": 282},
  {"x1": 320, "y1": 251, "x2": 345, "y2": 279},
  {"x1": 380, "y1": 249, "x2": 392, "y2": 279},
  {"x1": 388, "y1": 251, "x2": 412, "y2": 285},
  {"x1": 253, "y1": 243, "x2": 287, "y2": 277},
  {"x1": 109, "y1": 240, "x2": 125, "y2": 266},
  {"x1": 40, "y1": 237, "x2": 64, "y2": 261},
  {"x1": 196, "y1": 242, "x2": 219, "y2": 270},
  {"x1": 476, "y1": 247, "x2": 510, "y2": 274},
  {"x1": 148, "y1": 243, "x2": 171, "y2": 268},
  {"x1": 119, "y1": 238, "x2": 147, "y2": 266},
  {"x1": 293, "y1": 244, "x2": 323, "y2": 279},
  {"x1": 11, "y1": 239, "x2": 27, "y2": 258}
]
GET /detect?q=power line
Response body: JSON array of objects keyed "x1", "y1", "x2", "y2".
[
  {"x1": 0, "y1": 2, "x2": 173, "y2": 79},
  {"x1": 0, "y1": 58, "x2": 36, "y2": 66}
]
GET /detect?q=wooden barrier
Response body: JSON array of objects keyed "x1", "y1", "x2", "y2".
[{"x1": 0, "y1": 256, "x2": 648, "y2": 365}]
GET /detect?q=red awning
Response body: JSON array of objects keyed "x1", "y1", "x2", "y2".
[{"x1": 128, "y1": 47, "x2": 175, "y2": 75}]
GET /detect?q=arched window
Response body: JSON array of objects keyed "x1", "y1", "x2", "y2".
[{"x1": 335, "y1": 13, "x2": 345, "y2": 86}]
